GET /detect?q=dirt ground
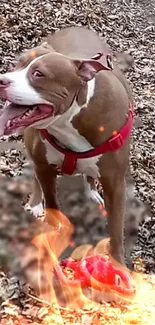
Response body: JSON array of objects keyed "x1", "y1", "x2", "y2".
[{"x1": 0, "y1": 0, "x2": 155, "y2": 322}]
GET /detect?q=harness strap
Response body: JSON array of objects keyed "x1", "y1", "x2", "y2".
[{"x1": 40, "y1": 104, "x2": 134, "y2": 175}]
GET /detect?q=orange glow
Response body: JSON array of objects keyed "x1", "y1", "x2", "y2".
[
  {"x1": 29, "y1": 210, "x2": 149, "y2": 307},
  {"x1": 3, "y1": 209, "x2": 155, "y2": 324},
  {"x1": 98, "y1": 204, "x2": 104, "y2": 210},
  {"x1": 113, "y1": 130, "x2": 118, "y2": 136},
  {"x1": 30, "y1": 209, "x2": 95, "y2": 310},
  {"x1": 99, "y1": 126, "x2": 105, "y2": 132},
  {"x1": 70, "y1": 240, "x2": 75, "y2": 247},
  {"x1": 102, "y1": 209, "x2": 107, "y2": 216},
  {"x1": 98, "y1": 203, "x2": 107, "y2": 216},
  {"x1": 30, "y1": 50, "x2": 36, "y2": 58}
]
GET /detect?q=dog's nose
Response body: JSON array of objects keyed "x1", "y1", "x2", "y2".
[{"x1": 0, "y1": 75, "x2": 11, "y2": 87}]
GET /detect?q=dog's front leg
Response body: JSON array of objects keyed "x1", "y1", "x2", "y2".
[
  {"x1": 35, "y1": 164, "x2": 59, "y2": 226},
  {"x1": 25, "y1": 174, "x2": 43, "y2": 217},
  {"x1": 100, "y1": 173, "x2": 126, "y2": 265}
]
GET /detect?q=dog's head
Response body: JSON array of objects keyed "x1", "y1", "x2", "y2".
[{"x1": 0, "y1": 48, "x2": 106, "y2": 136}]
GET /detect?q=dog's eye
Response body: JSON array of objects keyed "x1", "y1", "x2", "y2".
[{"x1": 32, "y1": 70, "x2": 44, "y2": 78}]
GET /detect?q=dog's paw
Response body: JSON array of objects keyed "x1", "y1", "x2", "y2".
[
  {"x1": 88, "y1": 189, "x2": 104, "y2": 206},
  {"x1": 24, "y1": 202, "x2": 44, "y2": 218}
]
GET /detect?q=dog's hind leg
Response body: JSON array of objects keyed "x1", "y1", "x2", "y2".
[{"x1": 100, "y1": 172, "x2": 126, "y2": 265}]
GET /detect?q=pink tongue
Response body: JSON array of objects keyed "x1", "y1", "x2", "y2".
[{"x1": 0, "y1": 101, "x2": 27, "y2": 136}]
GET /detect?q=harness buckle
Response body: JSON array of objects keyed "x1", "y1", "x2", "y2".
[{"x1": 109, "y1": 133, "x2": 124, "y2": 151}]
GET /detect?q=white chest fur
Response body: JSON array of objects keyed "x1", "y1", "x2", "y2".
[{"x1": 42, "y1": 79, "x2": 102, "y2": 178}]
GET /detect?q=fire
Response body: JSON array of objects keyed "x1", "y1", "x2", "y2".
[
  {"x1": 31, "y1": 209, "x2": 95, "y2": 310},
  {"x1": 2, "y1": 209, "x2": 155, "y2": 324}
]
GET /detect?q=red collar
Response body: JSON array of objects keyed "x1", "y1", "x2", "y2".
[{"x1": 40, "y1": 103, "x2": 134, "y2": 175}]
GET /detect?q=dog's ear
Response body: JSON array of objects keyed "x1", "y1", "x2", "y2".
[{"x1": 73, "y1": 59, "x2": 106, "y2": 81}]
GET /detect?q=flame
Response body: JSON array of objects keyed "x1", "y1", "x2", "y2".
[
  {"x1": 31, "y1": 209, "x2": 96, "y2": 310},
  {"x1": 3, "y1": 209, "x2": 155, "y2": 324}
]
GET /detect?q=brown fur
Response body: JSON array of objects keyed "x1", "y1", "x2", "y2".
[
  {"x1": 21, "y1": 27, "x2": 134, "y2": 265},
  {"x1": 0, "y1": 27, "x2": 134, "y2": 265}
]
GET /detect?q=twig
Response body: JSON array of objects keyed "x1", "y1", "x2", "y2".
[
  {"x1": 28, "y1": 293, "x2": 73, "y2": 312},
  {"x1": 27, "y1": 293, "x2": 51, "y2": 306}
]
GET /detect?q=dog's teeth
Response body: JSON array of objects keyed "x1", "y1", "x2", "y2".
[
  {"x1": 27, "y1": 108, "x2": 36, "y2": 116},
  {"x1": 19, "y1": 107, "x2": 37, "y2": 120},
  {"x1": 23, "y1": 109, "x2": 34, "y2": 118},
  {"x1": 6, "y1": 120, "x2": 11, "y2": 127}
]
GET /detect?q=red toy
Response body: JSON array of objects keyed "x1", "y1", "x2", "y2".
[{"x1": 54, "y1": 255, "x2": 136, "y2": 296}]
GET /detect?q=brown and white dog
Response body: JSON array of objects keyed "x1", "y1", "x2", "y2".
[{"x1": 0, "y1": 27, "x2": 134, "y2": 265}]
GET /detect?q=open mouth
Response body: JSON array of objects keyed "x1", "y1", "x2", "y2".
[{"x1": 0, "y1": 102, "x2": 54, "y2": 136}]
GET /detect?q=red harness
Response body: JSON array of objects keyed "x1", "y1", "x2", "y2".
[{"x1": 40, "y1": 104, "x2": 134, "y2": 175}]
